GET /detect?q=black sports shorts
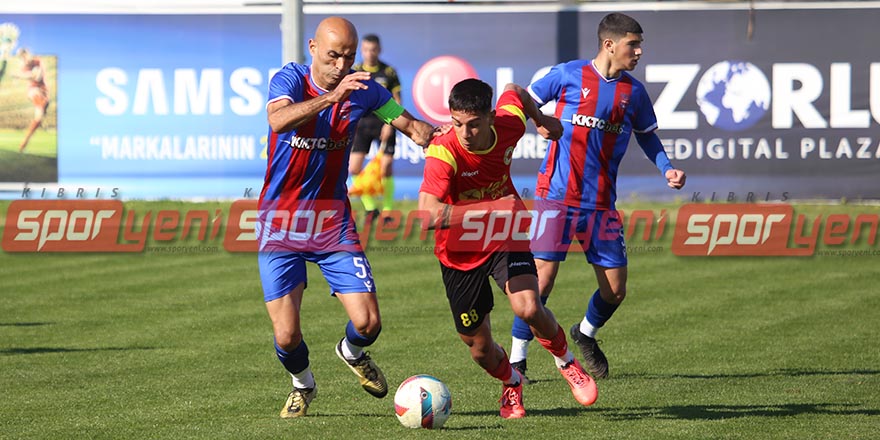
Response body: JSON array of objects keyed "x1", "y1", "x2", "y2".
[
  {"x1": 440, "y1": 251, "x2": 537, "y2": 334},
  {"x1": 352, "y1": 114, "x2": 396, "y2": 155}
]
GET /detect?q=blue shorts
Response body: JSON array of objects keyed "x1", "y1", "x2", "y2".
[
  {"x1": 531, "y1": 201, "x2": 627, "y2": 268},
  {"x1": 258, "y1": 250, "x2": 377, "y2": 302}
]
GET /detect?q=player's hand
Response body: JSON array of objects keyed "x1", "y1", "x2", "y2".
[
  {"x1": 535, "y1": 115, "x2": 563, "y2": 140},
  {"x1": 421, "y1": 124, "x2": 452, "y2": 151},
  {"x1": 665, "y1": 169, "x2": 686, "y2": 190},
  {"x1": 327, "y1": 71, "x2": 371, "y2": 103},
  {"x1": 434, "y1": 124, "x2": 452, "y2": 136}
]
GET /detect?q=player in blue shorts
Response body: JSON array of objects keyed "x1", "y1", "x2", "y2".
[
  {"x1": 508, "y1": 12, "x2": 686, "y2": 382},
  {"x1": 259, "y1": 16, "x2": 434, "y2": 418}
]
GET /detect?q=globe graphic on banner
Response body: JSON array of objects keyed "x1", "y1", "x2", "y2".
[{"x1": 696, "y1": 61, "x2": 771, "y2": 131}]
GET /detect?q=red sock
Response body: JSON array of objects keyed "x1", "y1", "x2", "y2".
[
  {"x1": 486, "y1": 349, "x2": 513, "y2": 383},
  {"x1": 536, "y1": 325, "x2": 569, "y2": 358}
]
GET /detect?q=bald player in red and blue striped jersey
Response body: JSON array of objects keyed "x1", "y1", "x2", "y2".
[
  {"x1": 259, "y1": 17, "x2": 434, "y2": 419},
  {"x1": 508, "y1": 13, "x2": 686, "y2": 384}
]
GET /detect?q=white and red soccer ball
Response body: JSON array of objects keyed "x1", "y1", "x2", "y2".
[{"x1": 393, "y1": 375, "x2": 452, "y2": 429}]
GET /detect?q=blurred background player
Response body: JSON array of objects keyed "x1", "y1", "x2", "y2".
[
  {"x1": 508, "y1": 12, "x2": 686, "y2": 382},
  {"x1": 349, "y1": 34, "x2": 401, "y2": 224},
  {"x1": 259, "y1": 17, "x2": 434, "y2": 419},
  {"x1": 0, "y1": 22, "x2": 20, "y2": 85},
  {"x1": 418, "y1": 79, "x2": 597, "y2": 419},
  {"x1": 15, "y1": 48, "x2": 50, "y2": 153}
]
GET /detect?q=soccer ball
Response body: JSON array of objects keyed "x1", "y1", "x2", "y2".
[{"x1": 393, "y1": 375, "x2": 452, "y2": 429}]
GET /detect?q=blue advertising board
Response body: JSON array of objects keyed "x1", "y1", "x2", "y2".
[{"x1": 1, "y1": 5, "x2": 878, "y2": 200}]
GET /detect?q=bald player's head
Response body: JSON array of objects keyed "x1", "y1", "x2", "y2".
[{"x1": 308, "y1": 17, "x2": 359, "y2": 90}]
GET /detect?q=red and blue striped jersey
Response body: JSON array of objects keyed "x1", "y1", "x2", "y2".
[
  {"x1": 528, "y1": 60, "x2": 670, "y2": 210},
  {"x1": 260, "y1": 63, "x2": 396, "y2": 209},
  {"x1": 257, "y1": 63, "x2": 400, "y2": 249}
]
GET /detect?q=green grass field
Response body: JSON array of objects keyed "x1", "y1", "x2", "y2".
[{"x1": 1, "y1": 201, "x2": 879, "y2": 439}]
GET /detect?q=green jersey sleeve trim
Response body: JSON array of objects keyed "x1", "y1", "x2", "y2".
[{"x1": 373, "y1": 99, "x2": 405, "y2": 124}]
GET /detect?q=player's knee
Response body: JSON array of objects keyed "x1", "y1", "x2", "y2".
[
  {"x1": 356, "y1": 317, "x2": 382, "y2": 336},
  {"x1": 346, "y1": 319, "x2": 382, "y2": 346},
  {"x1": 361, "y1": 320, "x2": 382, "y2": 338},
  {"x1": 606, "y1": 286, "x2": 626, "y2": 304},
  {"x1": 274, "y1": 331, "x2": 303, "y2": 351},
  {"x1": 513, "y1": 302, "x2": 544, "y2": 326}
]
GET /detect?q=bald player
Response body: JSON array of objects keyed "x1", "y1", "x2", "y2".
[{"x1": 258, "y1": 17, "x2": 435, "y2": 418}]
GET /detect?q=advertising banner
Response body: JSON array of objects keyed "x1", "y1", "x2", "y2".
[{"x1": 0, "y1": 5, "x2": 877, "y2": 200}]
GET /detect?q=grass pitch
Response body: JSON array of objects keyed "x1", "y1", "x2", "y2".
[{"x1": 1, "y1": 201, "x2": 878, "y2": 439}]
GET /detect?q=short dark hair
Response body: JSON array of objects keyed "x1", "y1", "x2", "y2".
[
  {"x1": 448, "y1": 79, "x2": 493, "y2": 115},
  {"x1": 597, "y1": 13, "x2": 643, "y2": 46},
  {"x1": 362, "y1": 34, "x2": 380, "y2": 45}
]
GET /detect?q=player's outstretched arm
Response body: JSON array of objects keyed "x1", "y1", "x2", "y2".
[
  {"x1": 503, "y1": 83, "x2": 562, "y2": 140},
  {"x1": 635, "y1": 130, "x2": 685, "y2": 190},
  {"x1": 390, "y1": 110, "x2": 434, "y2": 147},
  {"x1": 268, "y1": 71, "x2": 372, "y2": 133}
]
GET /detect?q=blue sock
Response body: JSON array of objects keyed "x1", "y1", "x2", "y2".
[
  {"x1": 345, "y1": 320, "x2": 380, "y2": 347},
  {"x1": 585, "y1": 289, "x2": 619, "y2": 328},
  {"x1": 511, "y1": 296, "x2": 548, "y2": 340},
  {"x1": 275, "y1": 339, "x2": 310, "y2": 374}
]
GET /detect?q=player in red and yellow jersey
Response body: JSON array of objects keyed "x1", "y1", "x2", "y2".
[{"x1": 418, "y1": 79, "x2": 597, "y2": 419}]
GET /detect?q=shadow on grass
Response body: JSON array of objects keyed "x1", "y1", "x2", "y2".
[
  {"x1": 594, "y1": 403, "x2": 880, "y2": 421},
  {"x1": 457, "y1": 407, "x2": 585, "y2": 417},
  {"x1": 0, "y1": 322, "x2": 53, "y2": 327},
  {"x1": 0, "y1": 346, "x2": 155, "y2": 355},
  {"x1": 617, "y1": 368, "x2": 880, "y2": 380},
  {"x1": 307, "y1": 413, "x2": 504, "y2": 431}
]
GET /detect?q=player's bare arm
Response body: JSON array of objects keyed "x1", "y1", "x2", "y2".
[
  {"x1": 267, "y1": 71, "x2": 371, "y2": 133},
  {"x1": 418, "y1": 192, "x2": 519, "y2": 230},
  {"x1": 503, "y1": 83, "x2": 562, "y2": 141},
  {"x1": 390, "y1": 110, "x2": 434, "y2": 147},
  {"x1": 418, "y1": 192, "x2": 451, "y2": 230}
]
